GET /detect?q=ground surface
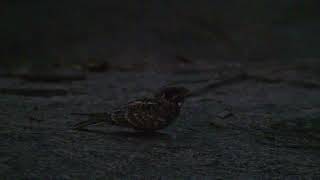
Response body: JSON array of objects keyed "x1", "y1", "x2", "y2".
[{"x1": 0, "y1": 59, "x2": 320, "y2": 179}]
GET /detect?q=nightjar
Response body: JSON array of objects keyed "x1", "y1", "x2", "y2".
[{"x1": 72, "y1": 86, "x2": 190, "y2": 131}]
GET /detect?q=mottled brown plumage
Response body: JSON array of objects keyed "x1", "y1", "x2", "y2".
[{"x1": 72, "y1": 86, "x2": 189, "y2": 131}]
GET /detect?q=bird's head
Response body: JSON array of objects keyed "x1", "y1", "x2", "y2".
[{"x1": 154, "y1": 86, "x2": 190, "y2": 105}]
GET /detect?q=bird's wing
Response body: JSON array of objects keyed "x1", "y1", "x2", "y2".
[{"x1": 125, "y1": 99, "x2": 170, "y2": 130}]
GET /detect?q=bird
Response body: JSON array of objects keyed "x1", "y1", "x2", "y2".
[{"x1": 72, "y1": 86, "x2": 190, "y2": 131}]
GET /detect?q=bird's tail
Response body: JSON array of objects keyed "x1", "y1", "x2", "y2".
[{"x1": 71, "y1": 112, "x2": 111, "y2": 130}]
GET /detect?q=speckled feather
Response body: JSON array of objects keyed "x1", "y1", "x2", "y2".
[{"x1": 124, "y1": 98, "x2": 180, "y2": 130}]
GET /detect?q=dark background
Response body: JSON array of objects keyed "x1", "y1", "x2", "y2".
[{"x1": 1, "y1": 0, "x2": 320, "y2": 66}]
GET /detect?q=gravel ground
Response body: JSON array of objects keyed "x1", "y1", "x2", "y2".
[{"x1": 0, "y1": 60, "x2": 319, "y2": 179}]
